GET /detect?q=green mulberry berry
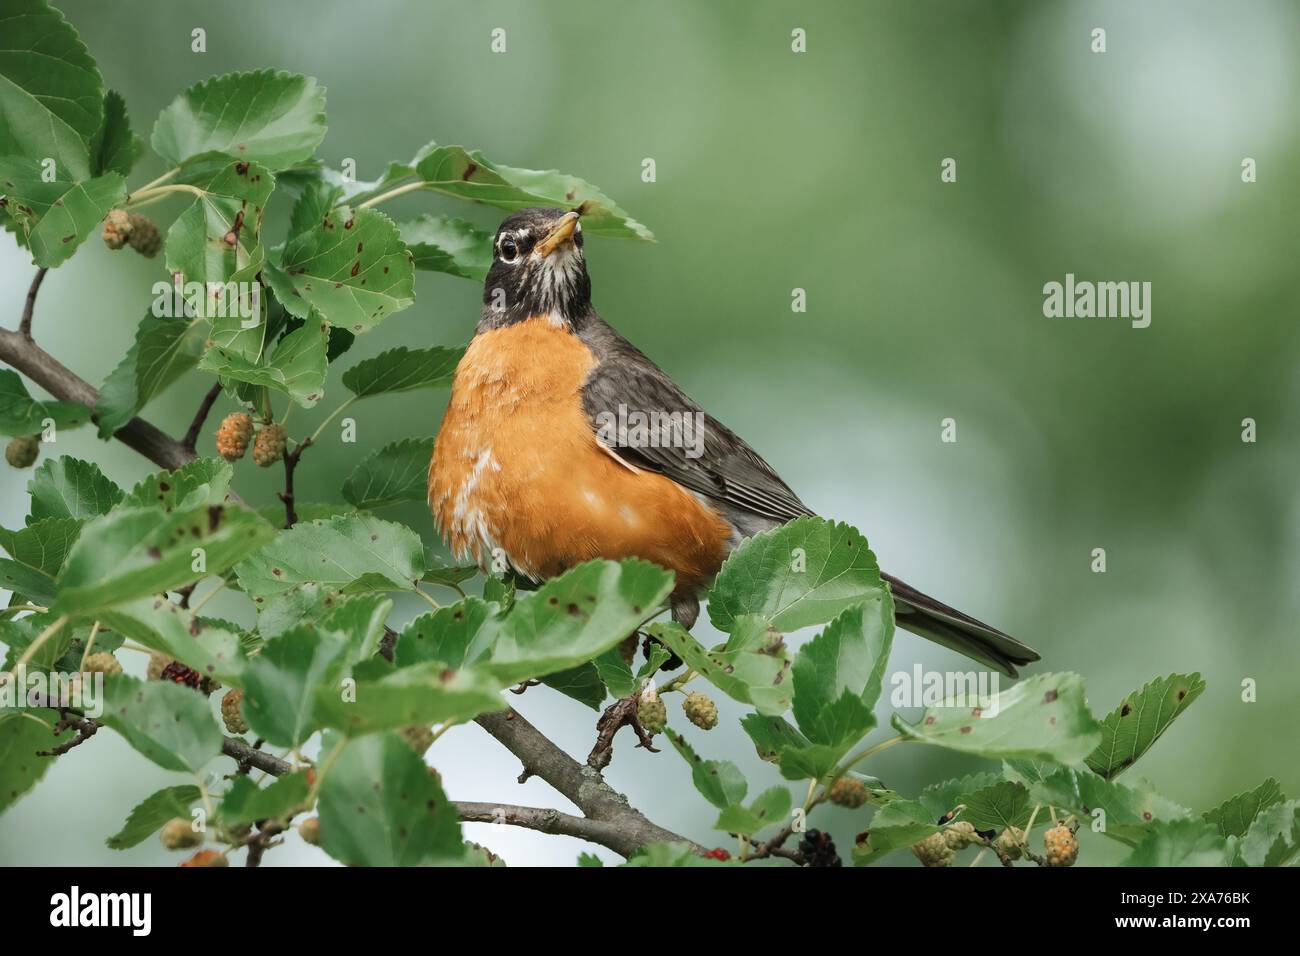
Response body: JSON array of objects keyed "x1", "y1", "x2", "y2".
[
  {"x1": 5, "y1": 435, "x2": 39, "y2": 469},
  {"x1": 682, "y1": 691, "x2": 718, "y2": 730},
  {"x1": 160, "y1": 818, "x2": 202, "y2": 850},
  {"x1": 82, "y1": 652, "x2": 122, "y2": 676},
  {"x1": 995, "y1": 826, "x2": 1024, "y2": 861},
  {"x1": 637, "y1": 694, "x2": 667, "y2": 735},
  {"x1": 911, "y1": 831, "x2": 954, "y2": 867}
]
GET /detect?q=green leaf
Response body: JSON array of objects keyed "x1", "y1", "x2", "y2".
[
  {"x1": 0, "y1": 0, "x2": 104, "y2": 178},
  {"x1": 539, "y1": 662, "x2": 606, "y2": 709},
  {"x1": 317, "y1": 660, "x2": 504, "y2": 736},
  {"x1": 151, "y1": 69, "x2": 326, "y2": 171},
  {"x1": 648, "y1": 616, "x2": 791, "y2": 716},
  {"x1": 105, "y1": 785, "x2": 201, "y2": 849},
  {"x1": 1021, "y1": 765, "x2": 1191, "y2": 846},
  {"x1": 852, "y1": 797, "x2": 940, "y2": 865},
  {"x1": 0, "y1": 613, "x2": 74, "y2": 671},
  {"x1": 577, "y1": 851, "x2": 603, "y2": 867},
  {"x1": 90, "y1": 89, "x2": 142, "y2": 177},
  {"x1": 892, "y1": 672, "x2": 1101, "y2": 764},
  {"x1": 740, "y1": 712, "x2": 811, "y2": 764},
  {"x1": 255, "y1": 502, "x2": 353, "y2": 527},
  {"x1": 119, "y1": 458, "x2": 233, "y2": 512},
  {"x1": 482, "y1": 573, "x2": 515, "y2": 612},
  {"x1": 666, "y1": 730, "x2": 747, "y2": 809},
  {"x1": 1122, "y1": 819, "x2": 1228, "y2": 867},
  {"x1": 53, "y1": 504, "x2": 273, "y2": 617},
  {"x1": 1085, "y1": 673, "x2": 1206, "y2": 779},
  {"x1": 959, "y1": 780, "x2": 1031, "y2": 832},
  {"x1": 422, "y1": 564, "x2": 479, "y2": 589},
  {"x1": 0, "y1": 157, "x2": 124, "y2": 266},
  {"x1": 164, "y1": 152, "x2": 274, "y2": 288},
  {"x1": 394, "y1": 599, "x2": 494, "y2": 668},
  {"x1": 94, "y1": 314, "x2": 207, "y2": 438},
  {"x1": 217, "y1": 772, "x2": 311, "y2": 826},
  {"x1": 98, "y1": 598, "x2": 246, "y2": 685},
  {"x1": 241, "y1": 626, "x2": 349, "y2": 747},
  {"x1": 340, "y1": 345, "x2": 462, "y2": 398},
  {"x1": 342, "y1": 437, "x2": 434, "y2": 509},
  {"x1": 708, "y1": 517, "x2": 886, "y2": 633},
  {"x1": 1204, "y1": 778, "x2": 1285, "y2": 840},
  {"x1": 0, "y1": 369, "x2": 90, "y2": 436},
  {"x1": 918, "y1": 771, "x2": 1002, "y2": 821},
  {"x1": 412, "y1": 146, "x2": 652, "y2": 240},
  {"x1": 235, "y1": 513, "x2": 425, "y2": 601},
  {"x1": 317, "y1": 731, "x2": 465, "y2": 866},
  {"x1": 0, "y1": 516, "x2": 82, "y2": 604},
  {"x1": 714, "y1": 786, "x2": 792, "y2": 836},
  {"x1": 399, "y1": 214, "x2": 492, "y2": 280},
  {"x1": 791, "y1": 597, "x2": 894, "y2": 746},
  {"x1": 99, "y1": 674, "x2": 222, "y2": 773},
  {"x1": 27, "y1": 456, "x2": 122, "y2": 522},
  {"x1": 200, "y1": 317, "x2": 327, "y2": 407},
  {"x1": 592, "y1": 647, "x2": 636, "y2": 699},
  {"x1": 476, "y1": 558, "x2": 673, "y2": 685},
  {"x1": 263, "y1": 205, "x2": 413, "y2": 333},
  {"x1": 319, "y1": 593, "x2": 392, "y2": 663},
  {"x1": 0, "y1": 709, "x2": 69, "y2": 814},
  {"x1": 1238, "y1": 799, "x2": 1300, "y2": 867}
]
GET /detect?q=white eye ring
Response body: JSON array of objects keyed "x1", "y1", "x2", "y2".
[{"x1": 499, "y1": 238, "x2": 519, "y2": 262}]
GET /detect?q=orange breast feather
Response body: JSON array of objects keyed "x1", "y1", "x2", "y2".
[{"x1": 428, "y1": 317, "x2": 731, "y2": 596}]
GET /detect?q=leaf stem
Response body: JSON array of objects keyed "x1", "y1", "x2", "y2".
[
  {"x1": 10, "y1": 615, "x2": 69, "y2": 673},
  {"x1": 307, "y1": 396, "x2": 357, "y2": 445},
  {"x1": 77, "y1": 621, "x2": 102, "y2": 671},
  {"x1": 133, "y1": 166, "x2": 180, "y2": 194},
  {"x1": 412, "y1": 586, "x2": 441, "y2": 612},
  {"x1": 0, "y1": 604, "x2": 48, "y2": 617},
  {"x1": 356, "y1": 180, "x2": 426, "y2": 209},
  {"x1": 837, "y1": 734, "x2": 906, "y2": 775},
  {"x1": 124, "y1": 183, "x2": 204, "y2": 207}
]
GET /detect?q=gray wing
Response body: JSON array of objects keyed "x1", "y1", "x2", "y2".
[{"x1": 576, "y1": 314, "x2": 812, "y2": 530}]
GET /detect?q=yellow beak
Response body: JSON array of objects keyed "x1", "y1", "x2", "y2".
[{"x1": 534, "y1": 211, "x2": 580, "y2": 257}]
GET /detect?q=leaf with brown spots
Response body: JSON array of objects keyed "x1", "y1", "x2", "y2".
[
  {"x1": 98, "y1": 674, "x2": 222, "y2": 773},
  {"x1": 53, "y1": 502, "x2": 273, "y2": 618},
  {"x1": 1085, "y1": 673, "x2": 1206, "y2": 780},
  {"x1": 316, "y1": 732, "x2": 465, "y2": 866},
  {"x1": 263, "y1": 205, "x2": 413, "y2": 334},
  {"x1": 0, "y1": 709, "x2": 72, "y2": 814},
  {"x1": 891, "y1": 672, "x2": 1101, "y2": 764},
  {"x1": 475, "y1": 558, "x2": 673, "y2": 687}
]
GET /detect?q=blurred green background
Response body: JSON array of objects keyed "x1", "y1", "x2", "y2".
[{"x1": 2, "y1": 0, "x2": 1298, "y2": 866}]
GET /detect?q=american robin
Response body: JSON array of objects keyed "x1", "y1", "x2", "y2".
[{"x1": 429, "y1": 207, "x2": 1040, "y2": 676}]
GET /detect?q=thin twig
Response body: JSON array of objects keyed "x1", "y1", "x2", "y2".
[
  {"x1": 19, "y1": 267, "x2": 48, "y2": 338},
  {"x1": 181, "y1": 382, "x2": 222, "y2": 454},
  {"x1": 278, "y1": 438, "x2": 311, "y2": 527}
]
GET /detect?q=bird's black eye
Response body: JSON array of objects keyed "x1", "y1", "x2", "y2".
[{"x1": 500, "y1": 238, "x2": 518, "y2": 261}]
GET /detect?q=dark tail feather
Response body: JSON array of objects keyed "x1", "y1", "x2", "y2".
[{"x1": 881, "y1": 572, "x2": 1040, "y2": 678}]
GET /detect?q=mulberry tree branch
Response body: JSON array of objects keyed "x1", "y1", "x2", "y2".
[{"x1": 0, "y1": 326, "x2": 196, "y2": 471}]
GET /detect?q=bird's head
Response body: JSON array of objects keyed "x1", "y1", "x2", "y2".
[{"x1": 480, "y1": 207, "x2": 591, "y2": 330}]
